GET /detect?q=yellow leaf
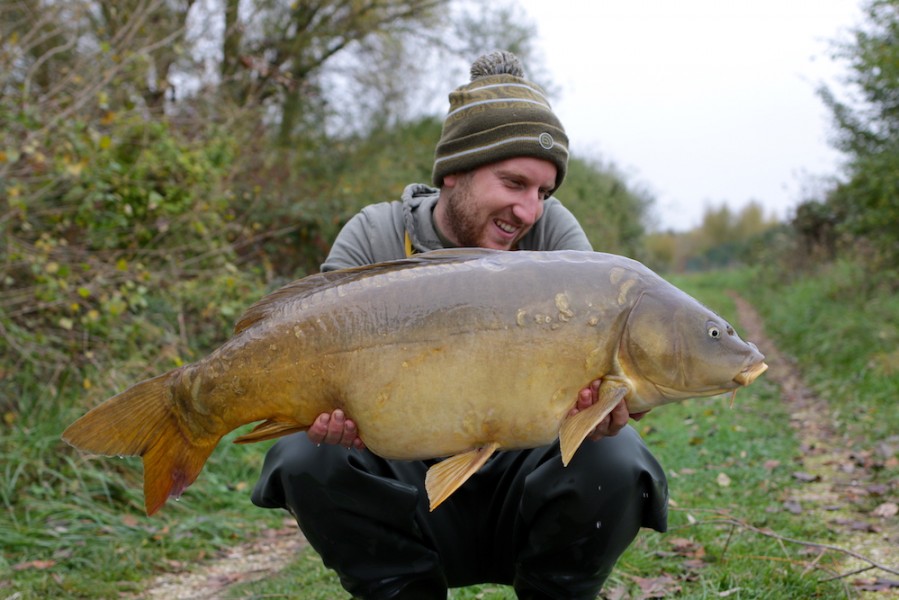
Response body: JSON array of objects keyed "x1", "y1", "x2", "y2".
[
  {"x1": 82, "y1": 378, "x2": 92, "y2": 390},
  {"x1": 116, "y1": 258, "x2": 128, "y2": 271},
  {"x1": 65, "y1": 158, "x2": 86, "y2": 177},
  {"x1": 99, "y1": 135, "x2": 112, "y2": 150}
]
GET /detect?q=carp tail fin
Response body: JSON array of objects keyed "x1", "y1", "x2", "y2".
[
  {"x1": 62, "y1": 370, "x2": 218, "y2": 515},
  {"x1": 425, "y1": 442, "x2": 500, "y2": 511},
  {"x1": 559, "y1": 379, "x2": 629, "y2": 466}
]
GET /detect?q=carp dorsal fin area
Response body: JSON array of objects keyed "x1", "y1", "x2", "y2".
[
  {"x1": 425, "y1": 442, "x2": 500, "y2": 511},
  {"x1": 559, "y1": 378, "x2": 629, "y2": 466},
  {"x1": 233, "y1": 250, "x2": 494, "y2": 333}
]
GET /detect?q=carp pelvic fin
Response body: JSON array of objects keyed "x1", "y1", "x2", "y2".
[
  {"x1": 61, "y1": 370, "x2": 219, "y2": 516},
  {"x1": 559, "y1": 379, "x2": 629, "y2": 466},
  {"x1": 234, "y1": 419, "x2": 306, "y2": 444},
  {"x1": 425, "y1": 442, "x2": 500, "y2": 511}
]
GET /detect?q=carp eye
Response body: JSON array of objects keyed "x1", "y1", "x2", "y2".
[{"x1": 708, "y1": 325, "x2": 721, "y2": 339}]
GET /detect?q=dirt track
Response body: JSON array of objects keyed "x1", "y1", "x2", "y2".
[
  {"x1": 728, "y1": 292, "x2": 899, "y2": 595},
  {"x1": 138, "y1": 519, "x2": 306, "y2": 599}
]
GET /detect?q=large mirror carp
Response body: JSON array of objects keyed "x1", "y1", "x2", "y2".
[{"x1": 63, "y1": 249, "x2": 767, "y2": 515}]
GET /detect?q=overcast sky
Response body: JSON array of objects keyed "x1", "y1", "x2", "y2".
[{"x1": 516, "y1": 0, "x2": 865, "y2": 231}]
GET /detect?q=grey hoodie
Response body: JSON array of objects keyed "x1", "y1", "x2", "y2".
[{"x1": 321, "y1": 184, "x2": 592, "y2": 272}]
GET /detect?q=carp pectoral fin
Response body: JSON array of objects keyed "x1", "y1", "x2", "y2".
[
  {"x1": 425, "y1": 442, "x2": 500, "y2": 512},
  {"x1": 233, "y1": 419, "x2": 306, "y2": 444},
  {"x1": 559, "y1": 380, "x2": 629, "y2": 466}
]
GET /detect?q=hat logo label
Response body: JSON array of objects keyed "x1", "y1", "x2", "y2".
[{"x1": 538, "y1": 132, "x2": 555, "y2": 150}]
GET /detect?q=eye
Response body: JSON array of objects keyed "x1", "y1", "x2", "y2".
[{"x1": 708, "y1": 325, "x2": 721, "y2": 339}]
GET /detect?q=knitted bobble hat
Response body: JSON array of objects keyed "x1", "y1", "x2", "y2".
[{"x1": 432, "y1": 50, "x2": 569, "y2": 194}]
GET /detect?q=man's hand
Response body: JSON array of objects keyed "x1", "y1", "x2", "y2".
[
  {"x1": 308, "y1": 409, "x2": 366, "y2": 450},
  {"x1": 568, "y1": 379, "x2": 649, "y2": 441}
]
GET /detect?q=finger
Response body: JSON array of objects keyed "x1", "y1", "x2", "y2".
[
  {"x1": 307, "y1": 413, "x2": 331, "y2": 444},
  {"x1": 570, "y1": 382, "x2": 599, "y2": 416},
  {"x1": 343, "y1": 418, "x2": 359, "y2": 448},
  {"x1": 606, "y1": 400, "x2": 630, "y2": 436},
  {"x1": 323, "y1": 409, "x2": 346, "y2": 445},
  {"x1": 582, "y1": 380, "x2": 600, "y2": 409},
  {"x1": 586, "y1": 399, "x2": 630, "y2": 441},
  {"x1": 569, "y1": 388, "x2": 589, "y2": 416}
]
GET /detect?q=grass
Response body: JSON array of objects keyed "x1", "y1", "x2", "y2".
[{"x1": 3, "y1": 259, "x2": 896, "y2": 598}]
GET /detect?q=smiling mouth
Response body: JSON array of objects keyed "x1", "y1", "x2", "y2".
[{"x1": 494, "y1": 219, "x2": 518, "y2": 235}]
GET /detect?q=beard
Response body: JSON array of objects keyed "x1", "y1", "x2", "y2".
[{"x1": 442, "y1": 174, "x2": 490, "y2": 248}]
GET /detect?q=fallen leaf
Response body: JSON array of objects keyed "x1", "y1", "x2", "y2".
[
  {"x1": 872, "y1": 502, "x2": 898, "y2": 519},
  {"x1": 632, "y1": 574, "x2": 682, "y2": 599},
  {"x1": 602, "y1": 583, "x2": 630, "y2": 600},
  {"x1": 682, "y1": 559, "x2": 709, "y2": 571},
  {"x1": 792, "y1": 471, "x2": 821, "y2": 482},
  {"x1": 783, "y1": 500, "x2": 803, "y2": 514},
  {"x1": 866, "y1": 483, "x2": 889, "y2": 496},
  {"x1": 853, "y1": 577, "x2": 899, "y2": 591},
  {"x1": 832, "y1": 518, "x2": 879, "y2": 533},
  {"x1": 12, "y1": 559, "x2": 56, "y2": 571},
  {"x1": 668, "y1": 537, "x2": 706, "y2": 558},
  {"x1": 122, "y1": 514, "x2": 139, "y2": 527},
  {"x1": 716, "y1": 472, "x2": 731, "y2": 487}
]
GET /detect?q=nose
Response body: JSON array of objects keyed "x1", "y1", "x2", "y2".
[{"x1": 511, "y1": 191, "x2": 543, "y2": 225}]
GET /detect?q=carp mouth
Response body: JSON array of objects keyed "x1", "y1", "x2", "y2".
[{"x1": 733, "y1": 361, "x2": 768, "y2": 386}]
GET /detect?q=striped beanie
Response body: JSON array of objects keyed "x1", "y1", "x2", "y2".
[{"x1": 432, "y1": 51, "x2": 569, "y2": 194}]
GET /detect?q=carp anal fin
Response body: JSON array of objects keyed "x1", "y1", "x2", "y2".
[
  {"x1": 233, "y1": 419, "x2": 306, "y2": 444},
  {"x1": 559, "y1": 379, "x2": 629, "y2": 466},
  {"x1": 425, "y1": 442, "x2": 500, "y2": 511}
]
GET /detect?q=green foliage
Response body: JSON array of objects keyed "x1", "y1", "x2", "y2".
[
  {"x1": 560, "y1": 157, "x2": 652, "y2": 257},
  {"x1": 814, "y1": 0, "x2": 899, "y2": 268},
  {"x1": 1, "y1": 112, "x2": 242, "y2": 381},
  {"x1": 747, "y1": 259, "x2": 899, "y2": 442}
]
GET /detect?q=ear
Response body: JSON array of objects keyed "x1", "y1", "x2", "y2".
[{"x1": 442, "y1": 173, "x2": 460, "y2": 189}]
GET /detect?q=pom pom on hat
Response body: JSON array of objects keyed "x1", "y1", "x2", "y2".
[{"x1": 432, "y1": 51, "x2": 569, "y2": 194}]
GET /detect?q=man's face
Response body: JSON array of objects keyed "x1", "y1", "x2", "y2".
[{"x1": 436, "y1": 157, "x2": 557, "y2": 251}]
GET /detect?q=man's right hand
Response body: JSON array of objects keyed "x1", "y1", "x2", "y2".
[{"x1": 308, "y1": 409, "x2": 366, "y2": 450}]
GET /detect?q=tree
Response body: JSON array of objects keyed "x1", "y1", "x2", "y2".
[
  {"x1": 817, "y1": 0, "x2": 899, "y2": 267},
  {"x1": 560, "y1": 157, "x2": 653, "y2": 258},
  {"x1": 229, "y1": 0, "x2": 450, "y2": 145}
]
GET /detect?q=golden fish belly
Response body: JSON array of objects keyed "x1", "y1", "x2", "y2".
[{"x1": 329, "y1": 326, "x2": 609, "y2": 460}]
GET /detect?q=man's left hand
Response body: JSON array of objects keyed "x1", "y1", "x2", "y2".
[{"x1": 568, "y1": 379, "x2": 649, "y2": 441}]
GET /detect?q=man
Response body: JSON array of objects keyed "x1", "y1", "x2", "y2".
[{"x1": 252, "y1": 51, "x2": 668, "y2": 599}]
